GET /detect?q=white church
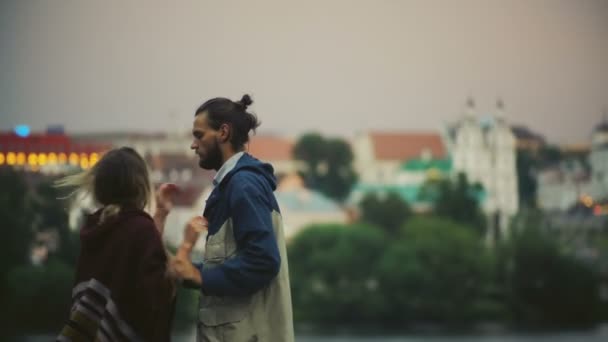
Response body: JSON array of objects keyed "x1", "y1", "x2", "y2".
[{"x1": 447, "y1": 98, "x2": 519, "y2": 240}]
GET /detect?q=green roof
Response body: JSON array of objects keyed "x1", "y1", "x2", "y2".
[
  {"x1": 350, "y1": 181, "x2": 486, "y2": 205},
  {"x1": 401, "y1": 158, "x2": 452, "y2": 172},
  {"x1": 350, "y1": 184, "x2": 423, "y2": 204}
]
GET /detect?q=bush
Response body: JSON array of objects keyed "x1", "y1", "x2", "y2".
[
  {"x1": 378, "y1": 217, "x2": 503, "y2": 327},
  {"x1": 288, "y1": 223, "x2": 387, "y2": 326},
  {"x1": 4, "y1": 258, "x2": 74, "y2": 333},
  {"x1": 498, "y1": 225, "x2": 602, "y2": 328}
]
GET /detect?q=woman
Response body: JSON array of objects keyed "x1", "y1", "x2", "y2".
[{"x1": 55, "y1": 147, "x2": 175, "y2": 342}]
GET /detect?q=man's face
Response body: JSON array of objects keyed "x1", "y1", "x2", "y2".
[{"x1": 191, "y1": 114, "x2": 223, "y2": 171}]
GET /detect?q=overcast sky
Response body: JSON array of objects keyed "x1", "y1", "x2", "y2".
[{"x1": 1, "y1": 0, "x2": 607, "y2": 144}]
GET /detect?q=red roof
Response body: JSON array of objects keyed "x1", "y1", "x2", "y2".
[
  {"x1": 0, "y1": 132, "x2": 110, "y2": 154},
  {"x1": 369, "y1": 132, "x2": 446, "y2": 161},
  {"x1": 246, "y1": 135, "x2": 294, "y2": 161}
]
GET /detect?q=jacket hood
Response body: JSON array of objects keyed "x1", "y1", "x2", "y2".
[{"x1": 221, "y1": 153, "x2": 277, "y2": 191}]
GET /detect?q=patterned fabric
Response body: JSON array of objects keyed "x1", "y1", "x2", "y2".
[{"x1": 57, "y1": 279, "x2": 141, "y2": 342}]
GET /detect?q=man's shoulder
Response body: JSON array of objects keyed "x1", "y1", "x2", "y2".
[{"x1": 228, "y1": 168, "x2": 266, "y2": 190}]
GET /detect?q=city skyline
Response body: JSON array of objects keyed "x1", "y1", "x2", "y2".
[{"x1": 1, "y1": 0, "x2": 607, "y2": 145}]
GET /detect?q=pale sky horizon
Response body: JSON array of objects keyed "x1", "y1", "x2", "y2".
[{"x1": 1, "y1": 0, "x2": 607, "y2": 145}]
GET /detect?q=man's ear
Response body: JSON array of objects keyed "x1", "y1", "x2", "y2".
[{"x1": 218, "y1": 123, "x2": 231, "y2": 143}]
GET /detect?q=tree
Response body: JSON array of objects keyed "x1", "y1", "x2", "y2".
[
  {"x1": 516, "y1": 150, "x2": 538, "y2": 208},
  {"x1": 0, "y1": 168, "x2": 34, "y2": 291},
  {"x1": 378, "y1": 217, "x2": 502, "y2": 327},
  {"x1": 4, "y1": 258, "x2": 73, "y2": 332},
  {"x1": 288, "y1": 223, "x2": 387, "y2": 326},
  {"x1": 0, "y1": 171, "x2": 81, "y2": 335},
  {"x1": 0, "y1": 168, "x2": 34, "y2": 336},
  {"x1": 359, "y1": 192, "x2": 412, "y2": 235},
  {"x1": 293, "y1": 133, "x2": 358, "y2": 203},
  {"x1": 31, "y1": 180, "x2": 79, "y2": 266},
  {"x1": 429, "y1": 173, "x2": 486, "y2": 235},
  {"x1": 538, "y1": 145, "x2": 562, "y2": 167},
  {"x1": 516, "y1": 145, "x2": 564, "y2": 209},
  {"x1": 496, "y1": 223, "x2": 602, "y2": 328}
]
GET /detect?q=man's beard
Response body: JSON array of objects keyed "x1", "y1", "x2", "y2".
[{"x1": 198, "y1": 138, "x2": 223, "y2": 171}]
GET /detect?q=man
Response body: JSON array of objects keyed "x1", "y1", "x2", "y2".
[{"x1": 169, "y1": 94, "x2": 294, "y2": 342}]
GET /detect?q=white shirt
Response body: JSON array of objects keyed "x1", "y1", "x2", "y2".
[{"x1": 212, "y1": 151, "x2": 245, "y2": 186}]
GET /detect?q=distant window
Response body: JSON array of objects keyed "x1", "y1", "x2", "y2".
[
  {"x1": 181, "y1": 169, "x2": 192, "y2": 182},
  {"x1": 151, "y1": 170, "x2": 163, "y2": 183},
  {"x1": 169, "y1": 169, "x2": 179, "y2": 182}
]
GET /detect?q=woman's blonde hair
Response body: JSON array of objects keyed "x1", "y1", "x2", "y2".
[{"x1": 55, "y1": 147, "x2": 152, "y2": 224}]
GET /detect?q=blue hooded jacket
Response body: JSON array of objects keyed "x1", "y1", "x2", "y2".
[{"x1": 197, "y1": 153, "x2": 282, "y2": 296}]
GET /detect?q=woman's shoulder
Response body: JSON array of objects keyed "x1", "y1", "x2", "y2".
[{"x1": 118, "y1": 208, "x2": 158, "y2": 236}]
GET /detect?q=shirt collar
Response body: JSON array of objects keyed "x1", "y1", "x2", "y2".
[{"x1": 212, "y1": 151, "x2": 245, "y2": 186}]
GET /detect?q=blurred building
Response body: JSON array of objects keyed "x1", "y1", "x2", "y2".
[
  {"x1": 350, "y1": 130, "x2": 447, "y2": 212},
  {"x1": 350, "y1": 130, "x2": 448, "y2": 210},
  {"x1": 0, "y1": 125, "x2": 109, "y2": 174},
  {"x1": 246, "y1": 135, "x2": 303, "y2": 178},
  {"x1": 72, "y1": 131, "x2": 300, "y2": 181},
  {"x1": 590, "y1": 118, "x2": 608, "y2": 198},
  {"x1": 72, "y1": 131, "x2": 191, "y2": 155},
  {"x1": 349, "y1": 155, "x2": 452, "y2": 212},
  {"x1": 66, "y1": 132, "x2": 312, "y2": 248},
  {"x1": 537, "y1": 159, "x2": 591, "y2": 210},
  {"x1": 511, "y1": 125, "x2": 546, "y2": 153},
  {"x1": 536, "y1": 117, "x2": 608, "y2": 211},
  {"x1": 560, "y1": 142, "x2": 591, "y2": 158},
  {"x1": 275, "y1": 174, "x2": 350, "y2": 239},
  {"x1": 353, "y1": 130, "x2": 446, "y2": 185},
  {"x1": 447, "y1": 98, "x2": 519, "y2": 238}
]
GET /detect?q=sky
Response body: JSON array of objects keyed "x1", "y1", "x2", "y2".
[{"x1": 1, "y1": 0, "x2": 607, "y2": 144}]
